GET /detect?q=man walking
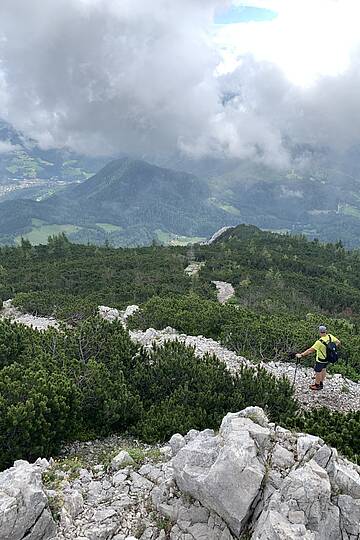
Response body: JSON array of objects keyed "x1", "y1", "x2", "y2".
[{"x1": 296, "y1": 325, "x2": 340, "y2": 391}]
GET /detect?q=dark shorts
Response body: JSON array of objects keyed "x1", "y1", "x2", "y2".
[{"x1": 314, "y1": 361, "x2": 328, "y2": 373}]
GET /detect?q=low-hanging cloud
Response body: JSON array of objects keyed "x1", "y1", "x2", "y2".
[
  {"x1": 0, "y1": 0, "x2": 225, "y2": 158},
  {"x1": 0, "y1": 140, "x2": 19, "y2": 154},
  {"x1": 1, "y1": 0, "x2": 360, "y2": 168}
]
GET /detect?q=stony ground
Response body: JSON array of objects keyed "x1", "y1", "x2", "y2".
[
  {"x1": 3, "y1": 407, "x2": 360, "y2": 540},
  {"x1": 42, "y1": 433, "x2": 235, "y2": 540}
]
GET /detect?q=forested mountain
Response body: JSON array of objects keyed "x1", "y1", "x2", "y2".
[
  {"x1": 204, "y1": 152, "x2": 360, "y2": 247},
  {"x1": 3, "y1": 119, "x2": 360, "y2": 248},
  {"x1": 0, "y1": 158, "x2": 238, "y2": 246}
]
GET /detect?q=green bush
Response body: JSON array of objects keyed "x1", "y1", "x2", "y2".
[
  {"x1": 0, "y1": 358, "x2": 79, "y2": 468},
  {"x1": 129, "y1": 295, "x2": 360, "y2": 380},
  {"x1": 286, "y1": 408, "x2": 360, "y2": 463}
]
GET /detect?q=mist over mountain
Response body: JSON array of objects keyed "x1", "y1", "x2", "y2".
[
  {"x1": 2, "y1": 141, "x2": 360, "y2": 247},
  {"x1": 1, "y1": 1, "x2": 360, "y2": 247},
  {"x1": 0, "y1": 120, "x2": 108, "y2": 202}
]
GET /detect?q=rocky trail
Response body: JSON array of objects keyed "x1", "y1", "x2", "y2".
[
  {"x1": 128, "y1": 322, "x2": 360, "y2": 413},
  {"x1": 1, "y1": 407, "x2": 360, "y2": 540},
  {"x1": 2, "y1": 300, "x2": 360, "y2": 413},
  {"x1": 211, "y1": 281, "x2": 236, "y2": 304},
  {"x1": 1, "y1": 299, "x2": 59, "y2": 331}
]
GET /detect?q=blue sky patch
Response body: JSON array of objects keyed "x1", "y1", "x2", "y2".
[{"x1": 215, "y1": 5, "x2": 278, "y2": 24}]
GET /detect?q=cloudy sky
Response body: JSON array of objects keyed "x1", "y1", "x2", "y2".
[{"x1": 0, "y1": 0, "x2": 360, "y2": 166}]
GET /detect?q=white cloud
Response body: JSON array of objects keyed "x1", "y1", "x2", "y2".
[
  {"x1": 0, "y1": 0, "x2": 225, "y2": 157},
  {"x1": 216, "y1": 0, "x2": 360, "y2": 87},
  {"x1": 0, "y1": 141, "x2": 18, "y2": 154},
  {"x1": 0, "y1": 0, "x2": 360, "y2": 168}
]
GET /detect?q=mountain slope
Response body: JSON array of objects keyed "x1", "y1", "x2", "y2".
[
  {"x1": 0, "y1": 158, "x2": 238, "y2": 246},
  {"x1": 207, "y1": 153, "x2": 360, "y2": 246}
]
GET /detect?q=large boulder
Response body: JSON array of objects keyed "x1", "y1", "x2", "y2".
[
  {"x1": 0, "y1": 460, "x2": 56, "y2": 540},
  {"x1": 253, "y1": 459, "x2": 341, "y2": 539},
  {"x1": 169, "y1": 407, "x2": 360, "y2": 540},
  {"x1": 172, "y1": 409, "x2": 271, "y2": 537}
]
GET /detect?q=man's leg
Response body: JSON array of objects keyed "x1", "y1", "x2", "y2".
[
  {"x1": 310, "y1": 363, "x2": 323, "y2": 389},
  {"x1": 321, "y1": 368, "x2": 326, "y2": 382}
]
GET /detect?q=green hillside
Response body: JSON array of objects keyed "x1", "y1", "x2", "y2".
[
  {"x1": 0, "y1": 119, "x2": 107, "y2": 200},
  {"x1": 207, "y1": 157, "x2": 360, "y2": 246},
  {"x1": 0, "y1": 158, "x2": 238, "y2": 246}
]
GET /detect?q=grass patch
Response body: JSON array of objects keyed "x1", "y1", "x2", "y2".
[
  {"x1": 96, "y1": 223, "x2": 123, "y2": 233},
  {"x1": 31, "y1": 218, "x2": 47, "y2": 227},
  {"x1": 97, "y1": 445, "x2": 164, "y2": 470},
  {"x1": 211, "y1": 199, "x2": 241, "y2": 216},
  {"x1": 16, "y1": 224, "x2": 82, "y2": 245},
  {"x1": 155, "y1": 229, "x2": 205, "y2": 246},
  {"x1": 340, "y1": 204, "x2": 360, "y2": 219},
  {"x1": 42, "y1": 456, "x2": 85, "y2": 490}
]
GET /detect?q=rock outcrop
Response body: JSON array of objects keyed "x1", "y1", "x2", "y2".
[
  {"x1": 0, "y1": 459, "x2": 56, "y2": 540},
  {"x1": 170, "y1": 407, "x2": 360, "y2": 539},
  {"x1": 206, "y1": 226, "x2": 234, "y2": 245},
  {"x1": 2, "y1": 408, "x2": 360, "y2": 540}
]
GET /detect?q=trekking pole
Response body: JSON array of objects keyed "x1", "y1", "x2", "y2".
[
  {"x1": 287, "y1": 351, "x2": 299, "y2": 390},
  {"x1": 292, "y1": 356, "x2": 300, "y2": 389}
]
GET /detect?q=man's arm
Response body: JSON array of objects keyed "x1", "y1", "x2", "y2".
[{"x1": 296, "y1": 347, "x2": 315, "y2": 359}]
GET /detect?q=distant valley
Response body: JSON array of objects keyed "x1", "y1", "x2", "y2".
[
  {"x1": 2, "y1": 120, "x2": 360, "y2": 247},
  {"x1": 0, "y1": 120, "x2": 107, "y2": 202}
]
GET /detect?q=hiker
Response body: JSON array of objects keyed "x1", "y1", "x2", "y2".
[{"x1": 296, "y1": 325, "x2": 340, "y2": 391}]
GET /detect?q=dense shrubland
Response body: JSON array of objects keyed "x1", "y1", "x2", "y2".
[
  {"x1": 1, "y1": 226, "x2": 360, "y2": 468},
  {"x1": 128, "y1": 294, "x2": 360, "y2": 380},
  {"x1": 0, "y1": 317, "x2": 299, "y2": 470},
  {"x1": 4, "y1": 225, "x2": 360, "y2": 323},
  {"x1": 0, "y1": 316, "x2": 359, "y2": 469}
]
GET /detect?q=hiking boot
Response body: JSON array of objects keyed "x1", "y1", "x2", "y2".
[
  {"x1": 319, "y1": 382, "x2": 324, "y2": 389},
  {"x1": 309, "y1": 383, "x2": 321, "y2": 391}
]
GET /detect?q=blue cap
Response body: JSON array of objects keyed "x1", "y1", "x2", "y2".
[{"x1": 319, "y1": 325, "x2": 327, "y2": 333}]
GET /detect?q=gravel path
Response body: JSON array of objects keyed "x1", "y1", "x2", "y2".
[
  {"x1": 1, "y1": 299, "x2": 59, "y2": 330},
  {"x1": 184, "y1": 262, "x2": 205, "y2": 276},
  {"x1": 211, "y1": 281, "x2": 235, "y2": 304},
  {"x1": 264, "y1": 361, "x2": 360, "y2": 413},
  {"x1": 130, "y1": 325, "x2": 360, "y2": 413},
  {"x1": 129, "y1": 326, "x2": 251, "y2": 374}
]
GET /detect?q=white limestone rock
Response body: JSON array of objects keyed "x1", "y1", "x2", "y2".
[
  {"x1": 169, "y1": 433, "x2": 186, "y2": 456},
  {"x1": 338, "y1": 494, "x2": 360, "y2": 536},
  {"x1": 296, "y1": 434, "x2": 322, "y2": 462},
  {"x1": 271, "y1": 443, "x2": 295, "y2": 470},
  {"x1": 62, "y1": 489, "x2": 84, "y2": 519},
  {"x1": 0, "y1": 460, "x2": 56, "y2": 540},
  {"x1": 98, "y1": 305, "x2": 120, "y2": 322},
  {"x1": 172, "y1": 415, "x2": 267, "y2": 537},
  {"x1": 110, "y1": 450, "x2": 135, "y2": 471}
]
